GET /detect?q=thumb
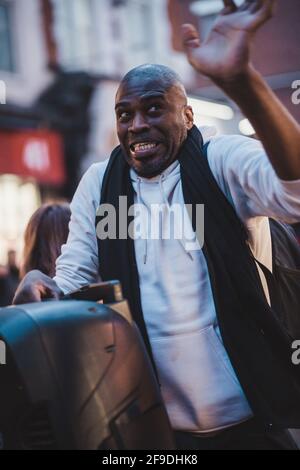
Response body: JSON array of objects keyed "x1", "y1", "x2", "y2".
[{"x1": 181, "y1": 23, "x2": 201, "y2": 51}]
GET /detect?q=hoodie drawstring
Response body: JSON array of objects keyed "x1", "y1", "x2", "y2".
[
  {"x1": 136, "y1": 177, "x2": 149, "y2": 264},
  {"x1": 159, "y1": 175, "x2": 193, "y2": 260}
]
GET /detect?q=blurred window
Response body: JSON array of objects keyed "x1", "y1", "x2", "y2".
[
  {"x1": 0, "y1": 175, "x2": 40, "y2": 265},
  {"x1": 126, "y1": 0, "x2": 151, "y2": 52},
  {"x1": 117, "y1": 0, "x2": 154, "y2": 68},
  {"x1": 52, "y1": 0, "x2": 94, "y2": 70},
  {"x1": 0, "y1": 1, "x2": 13, "y2": 72}
]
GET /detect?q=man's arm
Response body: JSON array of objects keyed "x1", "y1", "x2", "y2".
[
  {"x1": 53, "y1": 163, "x2": 102, "y2": 294},
  {"x1": 182, "y1": 0, "x2": 300, "y2": 180},
  {"x1": 13, "y1": 163, "x2": 105, "y2": 304},
  {"x1": 207, "y1": 134, "x2": 300, "y2": 224}
]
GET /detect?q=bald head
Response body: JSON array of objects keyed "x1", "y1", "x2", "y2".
[{"x1": 117, "y1": 64, "x2": 187, "y2": 103}]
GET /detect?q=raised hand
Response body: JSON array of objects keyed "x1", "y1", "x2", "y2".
[{"x1": 181, "y1": 0, "x2": 275, "y2": 82}]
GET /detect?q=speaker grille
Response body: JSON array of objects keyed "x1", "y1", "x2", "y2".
[{"x1": 20, "y1": 404, "x2": 57, "y2": 450}]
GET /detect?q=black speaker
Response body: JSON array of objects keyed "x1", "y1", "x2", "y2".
[{"x1": 0, "y1": 293, "x2": 174, "y2": 450}]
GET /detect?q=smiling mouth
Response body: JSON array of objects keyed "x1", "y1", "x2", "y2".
[{"x1": 129, "y1": 141, "x2": 160, "y2": 158}]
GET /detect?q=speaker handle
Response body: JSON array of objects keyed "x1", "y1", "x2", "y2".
[{"x1": 61, "y1": 280, "x2": 123, "y2": 304}]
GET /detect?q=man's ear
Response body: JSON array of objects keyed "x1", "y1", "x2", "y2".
[{"x1": 184, "y1": 105, "x2": 194, "y2": 130}]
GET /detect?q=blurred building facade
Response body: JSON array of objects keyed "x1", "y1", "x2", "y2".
[
  {"x1": 0, "y1": 0, "x2": 299, "y2": 264},
  {"x1": 170, "y1": 0, "x2": 300, "y2": 132},
  {"x1": 0, "y1": 0, "x2": 55, "y2": 264}
]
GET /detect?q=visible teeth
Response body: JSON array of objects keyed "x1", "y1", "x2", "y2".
[{"x1": 133, "y1": 142, "x2": 156, "y2": 152}]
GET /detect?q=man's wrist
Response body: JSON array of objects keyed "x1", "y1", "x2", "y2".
[
  {"x1": 212, "y1": 64, "x2": 260, "y2": 96},
  {"x1": 212, "y1": 64, "x2": 260, "y2": 88},
  {"x1": 212, "y1": 65, "x2": 271, "y2": 119}
]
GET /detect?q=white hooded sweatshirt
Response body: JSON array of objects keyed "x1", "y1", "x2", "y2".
[{"x1": 55, "y1": 133, "x2": 300, "y2": 433}]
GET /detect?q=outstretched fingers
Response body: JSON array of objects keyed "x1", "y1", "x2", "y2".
[
  {"x1": 224, "y1": 0, "x2": 275, "y2": 17},
  {"x1": 259, "y1": 0, "x2": 276, "y2": 17},
  {"x1": 249, "y1": 0, "x2": 275, "y2": 27}
]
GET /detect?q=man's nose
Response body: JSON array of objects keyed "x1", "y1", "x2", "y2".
[{"x1": 128, "y1": 112, "x2": 150, "y2": 133}]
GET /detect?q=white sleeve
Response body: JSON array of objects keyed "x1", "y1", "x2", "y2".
[
  {"x1": 54, "y1": 161, "x2": 108, "y2": 294},
  {"x1": 207, "y1": 134, "x2": 300, "y2": 224}
]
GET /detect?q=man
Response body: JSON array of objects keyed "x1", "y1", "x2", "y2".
[{"x1": 14, "y1": 0, "x2": 300, "y2": 449}]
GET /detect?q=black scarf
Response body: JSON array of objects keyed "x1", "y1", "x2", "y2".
[{"x1": 96, "y1": 125, "x2": 300, "y2": 427}]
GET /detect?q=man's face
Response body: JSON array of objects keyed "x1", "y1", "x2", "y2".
[{"x1": 115, "y1": 77, "x2": 194, "y2": 178}]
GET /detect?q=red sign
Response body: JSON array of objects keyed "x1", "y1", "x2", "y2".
[{"x1": 0, "y1": 130, "x2": 65, "y2": 185}]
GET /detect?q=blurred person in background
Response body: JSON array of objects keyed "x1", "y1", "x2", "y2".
[
  {"x1": 20, "y1": 202, "x2": 71, "y2": 279},
  {"x1": 6, "y1": 250, "x2": 19, "y2": 301},
  {"x1": 0, "y1": 265, "x2": 9, "y2": 307},
  {"x1": 0, "y1": 251, "x2": 19, "y2": 307}
]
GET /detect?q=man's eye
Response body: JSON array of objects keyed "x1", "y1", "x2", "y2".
[
  {"x1": 119, "y1": 111, "x2": 130, "y2": 121},
  {"x1": 148, "y1": 105, "x2": 161, "y2": 113}
]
